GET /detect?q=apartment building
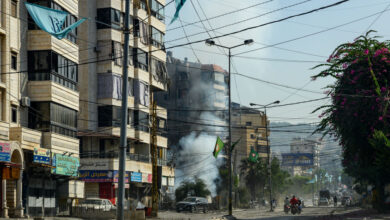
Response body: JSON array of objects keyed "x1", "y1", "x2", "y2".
[
  {"x1": 155, "y1": 52, "x2": 228, "y2": 148},
  {"x1": 231, "y1": 103, "x2": 268, "y2": 173},
  {"x1": 78, "y1": 0, "x2": 174, "y2": 207},
  {"x1": 282, "y1": 137, "x2": 322, "y2": 176},
  {"x1": 0, "y1": 0, "x2": 83, "y2": 218}
]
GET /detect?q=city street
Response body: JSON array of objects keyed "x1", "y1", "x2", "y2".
[{"x1": 155, "y1": 207, "x2": 390, "y2": 220}]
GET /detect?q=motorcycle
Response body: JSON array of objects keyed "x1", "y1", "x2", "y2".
[
  {"x1": 291, "y1": 204, "x2": 301, "y2": 215},
  {"x1": 284, "y1": 204, "x2": 290, "y2": 214}
]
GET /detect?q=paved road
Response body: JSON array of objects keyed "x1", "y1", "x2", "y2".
[{"x1": 154, "y1": 206, "x2": 390, "y2": 220}]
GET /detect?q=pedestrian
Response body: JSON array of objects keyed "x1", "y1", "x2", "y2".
[{"x1": 333, "y1": 195, "x2": 338, "y2": 207}]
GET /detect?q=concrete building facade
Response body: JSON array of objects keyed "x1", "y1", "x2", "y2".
[
  {"x1": 0, "y1": 0, "x2": 84, "y2": 217},
  {"x1": 231, "y1": 103, "x2": 268, "y2": 173},
  {"x1": 78, "y1": 0, "x2": 174, "y2": 208},
  {"x1": 155, "y1": 52, "x2": 228, "y2": 149},
  {"x1": 282, "y1": 137, "x2": 322, "y2": 176}
]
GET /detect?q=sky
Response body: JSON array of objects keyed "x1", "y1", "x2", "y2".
[{"x1": 163, "y1": 0, "x2": 390, "y2": 124}]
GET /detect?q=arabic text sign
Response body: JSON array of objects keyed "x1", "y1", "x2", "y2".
[
  {"x1": 52, "y1": 154, "x2": 79, "y2": 176},
  {"x1": 79, "y1": 170, "x2": 114, "y2": 182},
  {"x1": 131, "y1": 172, "x2": 142, "y2": 182},
  {"x1": 33, "y1": 148, "x2": 51, "y2": 165},
  {"x1": 282, "y1": 153, "x2": 314, "y2": 166},
  {"x1": 79, "y1": 170, "x2": 129, "y2": 183},
  {"x1": 0, "y1": 143, "x2": 10, "y2": 162}
]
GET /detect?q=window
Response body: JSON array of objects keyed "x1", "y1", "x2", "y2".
[
  {"x1": 250, "y1": 134, "x2": 255, "y2": 139},
  {"x1": 257, "y1": 145, "x2": 268, "y2": 153},
  {"x1": 99, "y1": 139, "x2": 105, "y2": 158},
  {"x1": 150, "y1": 0, "x2": 165, "y2": 21},
  {"x1": 11, "y1": 0, "x2": 17, "y2": 17},
  {"x1": 133, "y1": 48, "x2": 148, "y2": 71},
  {"x1": 11, "y1": 53, "x2": 17, "y2": 70},
  {"x1": 28, "y1": 102, "x2": 77, "y2": 137},
  {"x1": 28, "y1": 51, "x2": 78, "y2": 90},
  {"x1": 97, "y1": 8, "x2": 121, "y2": 30},
  {"x1": 134, "y1": 110, "x2": 149, "y2": 132},
  {"x1": 111, "y1": 41, "x2": 123, "y2": 66},
  {"x1": 11, "y1": 105, "x2": 17, "y2": 123},
  {"x1": 246, "y1": 122, "x2": 252, "y2": 126},
  {"x1": 98, "y1": 105, "x2": 134, "y2": 127},
  {"x1": 214, "y1": 72, "x2": 225, "y2": 83},
  {"x1": 150, "y1": 27, "x2": 164, "y2": 48}
]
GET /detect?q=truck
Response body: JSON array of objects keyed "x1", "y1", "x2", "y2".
[{"x1": 318, "y1": 190, "x2": 330, "y2": 206}]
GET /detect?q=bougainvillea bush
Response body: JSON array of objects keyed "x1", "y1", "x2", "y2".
[{"x1": 312, "y1": 31, "x2": 390, "y2": 210}]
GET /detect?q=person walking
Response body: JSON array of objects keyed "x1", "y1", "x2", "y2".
[{"x1": 333, "y1": 196, "x2": 338, "y2": 207}]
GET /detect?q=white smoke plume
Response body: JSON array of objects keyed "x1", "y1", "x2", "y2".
[{"x1": 174, "y1": 112, "x2": 226, "y2": 196}]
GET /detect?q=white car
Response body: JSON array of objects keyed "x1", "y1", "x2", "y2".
[
  {"x1": 78, "y1": 198, "x2": 116, "y2": 211},
  {"x1": 318, "y1": 198, "x2": 329, "y2": 206}
]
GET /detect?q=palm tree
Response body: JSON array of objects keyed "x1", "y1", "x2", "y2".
[{"x1": 239, "y1": 158, "x2": 267, "y2": 201}]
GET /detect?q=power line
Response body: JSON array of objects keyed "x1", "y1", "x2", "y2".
[
  {"x1": 363, "y1": 2, "x2": 390, "y2": 34},
  {"x1": 236, "y1": 7, "x2": 390, "y2": 55},
  {"x1": 165, "y1": 0, "x2": 315, "y2": 43}
]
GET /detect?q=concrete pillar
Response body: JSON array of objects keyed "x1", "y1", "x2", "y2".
[
  {"x1": 2, "y1": 179, "x2": 8, "y2": 218},
  {"x1": 15, "y1": 169, "x2": 23, "y2": 217}
]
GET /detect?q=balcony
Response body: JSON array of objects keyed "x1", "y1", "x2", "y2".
[
  {"x1": 28, "y1": 30, "x2": 78, "y2": 63},
  {"x1": 56, "y1": 0, "x2": 79, "y2": 15},
  {"x1": 9, "y1": 127, "x2": 42, "y2": 151},
  {"x1": 42, "y1": 132, "x2": 79, "y2": 155},
  {"x1": 27, "y1": 81, "x2": 79, "y2": 111}
]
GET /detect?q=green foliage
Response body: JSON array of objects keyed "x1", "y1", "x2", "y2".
[
  {"x1": 270, "y1": 158, "x2": 290, "y2": 196},
  {"x1": 312, "y1": 31, "x2": 390, "y2": 210},
  {"x1": 175, "y1": 177, "x2": 211, "y2": 202},
  {"x1": 286, "y1": 175, "x2": 313, "y2": 195}
]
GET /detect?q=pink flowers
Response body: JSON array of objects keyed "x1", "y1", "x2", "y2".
[
  {"x1": 364, "y1": 49, "x2": 369, "y2": 55},
  {"x1": 379, "y1": 116, "x2": 383, "y2": 121},
  {"x1": 351, "y1": 70, "x2": 355, "y2": 75},
  {"x1": 374, "y1": 47, "x2": 389, "y2": 57}
]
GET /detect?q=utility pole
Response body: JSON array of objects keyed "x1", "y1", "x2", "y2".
[
  {"x1": 117, "y1": 0, "x2": 131, "y2": 219},
  {"x1": 249, "y1": 101, "x2": 280, "y2": 212},
  {"x1": 264, "y1": 107, "x2": 273, "y2": 212},
  {"x1": 144, "y1": 0, "x2": 158, "y2": 217},
  {"x1": 205, "y1": 38, "x2": 253, "y2": 217}
]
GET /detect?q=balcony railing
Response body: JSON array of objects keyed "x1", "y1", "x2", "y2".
[{"x1": 80, "y1": 151, "x2": 167, "y2": 165}]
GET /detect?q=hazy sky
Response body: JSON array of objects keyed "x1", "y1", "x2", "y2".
[{"x1": 163, "y1": 0, "x2": 390, "y2": 124}]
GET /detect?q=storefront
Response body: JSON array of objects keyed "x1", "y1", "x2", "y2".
[
  {"x1": 79, "y1": 170, "x2": 130, "y2": 205},
  {"x1": 1, "y1": 142, "x2": 24, "y2": 218},
  {"x1": 24, "y1": 150, "x2": 81, "y2": 217}
]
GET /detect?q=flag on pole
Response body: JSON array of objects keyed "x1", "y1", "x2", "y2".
[
  {"x1": 170, "y1": 0, "x2": 187, "y2": 24},
  {"x1": 230, "y1": 138, "x2": 241, "y2": 152},
  {"x1": 213, "y1": 137, "x2": 224, "y2": 158},
  {"x1": 25, "y1": 2, "x2": 86, "y2": 40},
  {"x1": 248, "y1": 149, "x2": 258, "y2": 162}
]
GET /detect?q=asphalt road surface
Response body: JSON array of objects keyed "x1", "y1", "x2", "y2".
[{"x1": 154, "y1": 206, "x2": 390, "y2": 220}]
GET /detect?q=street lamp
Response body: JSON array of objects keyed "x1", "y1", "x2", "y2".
[
  {"x1": 249, "y1": 101, "x2": 280, "y2": 212},
  {"x1": 206, "y1": 38, "x2": 253, "y2": 216}
]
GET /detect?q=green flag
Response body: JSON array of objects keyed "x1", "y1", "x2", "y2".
[
  {"x1": 248, "y1": 149, "x2": 258, "y2": 162},
  {"x1": 230, "y1": 138, "x2": 241, "y2": 152},
  {"x1": 213, "y1": 137, "x2": 224, "y2": 158}
]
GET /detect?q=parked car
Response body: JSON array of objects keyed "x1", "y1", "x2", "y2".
[
  {"x1": 176, "y1": 197, "x2": 208, "y2": 213},
  {"x1": 78, "y1": 198, "x2": 116, "y2": 211},
  {"x1": 318, "y1": 198, "x2": 329, "y2": 206}
]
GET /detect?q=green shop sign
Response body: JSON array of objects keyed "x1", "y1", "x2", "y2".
[{"x1": 52, "y1": 154, "x2": 80, "y2": 177}]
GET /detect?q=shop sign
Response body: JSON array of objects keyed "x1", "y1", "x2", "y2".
[
  {"x1": 52, "y1": 154, "x2": 80, "y2": 177},
  {"x1": 79, "y1": 170, "x2": 129, "y2": 183},
  {"x1": 33, "y1": 148, "x2": 51, "y2": 165},
  {"x1": 79, "y1": 170, "x2": 114, "y2": 182},
  {"x1": 142, "y1": 173, "x2": 152, "y2": 183},
  {"x1": 113, "y1": 171, "x2": 129, "y2": 183},
  {"x1": 130, "y1": 172, "x2": 142, "y2": 182},
  {"x1": 0, "y1": 143, "x2": 11, "y2": 162}
]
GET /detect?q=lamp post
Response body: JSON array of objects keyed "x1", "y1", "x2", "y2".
[
  {"x1": 206, "y1": 39, "x2": 253, "y2": 216},
  {"x1": 249, "y1": 101, "x2": 280, "y2": 212}
]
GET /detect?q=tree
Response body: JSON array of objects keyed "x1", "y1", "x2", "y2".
[
  {"x1": 312, "y1": 31, "x2": 390, "y2": 210},
  {"x1": 239, "y1": 157, "x2": 267, "y2": 201},
  {"x1": 270, "y1": 158, "x2": 290, "y2": 197},
  {"x1": 175, "y1": 177, "x2": 211, "y2": 202},
  {"x1": 287, "y1": 175, "x2": 313, "y2": 196}
]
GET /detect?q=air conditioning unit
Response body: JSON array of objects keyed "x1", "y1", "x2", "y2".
[{"x1": 21, "y1": 97, "x2": 31, "y2": 107}]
